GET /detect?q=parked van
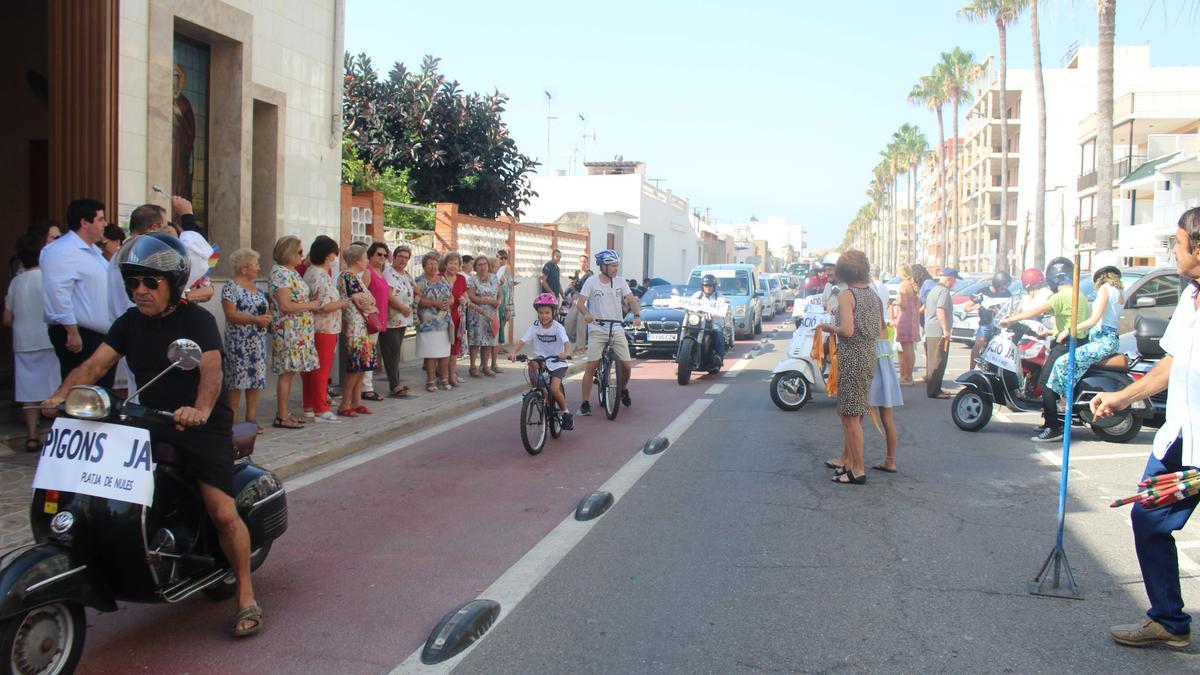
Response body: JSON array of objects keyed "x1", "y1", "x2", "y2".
[{"x1": 687, "y1": 264, "x2": 763, "y2": 339}]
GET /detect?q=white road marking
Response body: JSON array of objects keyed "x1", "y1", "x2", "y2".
[
  {"x1": 1034, "y1": 449, "x2": 1147, "y2": 467},
  {"x1": 723, "y1": 358, "x2": 750, "y2": 378},
  {"x1": 391, "y1": 398, "x2": 714, "y2": 674},
  {"x1": 704, "y1": 383, "x2": 727, "y2": 395},
  {"x1": 1179, "y1": 541, "x2": 1200, "y2": 550}
]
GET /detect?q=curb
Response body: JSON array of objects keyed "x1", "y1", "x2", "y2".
[{"x1": 269, "y1": 361, "x2": 586, "y2": 481}]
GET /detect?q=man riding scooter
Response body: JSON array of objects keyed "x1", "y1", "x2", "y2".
[
  {"x1": 692, "y1": 274, "x2": 727, "y2": 363},
  {"x1": 42, "y1": 232, "x2": 263, "y2": 637},
  {"x1": 964, "y1": 270, "x2": 1013, "y2": 366}
]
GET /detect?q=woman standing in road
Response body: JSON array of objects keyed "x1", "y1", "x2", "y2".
[
  {"x1": 894, "y1": 264, "x2": 920, "y2": 385},
  {"x1": 820, "y1": 250, "x2": 882, "y2": 485}
]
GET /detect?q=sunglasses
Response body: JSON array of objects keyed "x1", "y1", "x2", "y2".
[
  {"x1": 124, "y1": 275, "x2": 165, "y2": 292},
  {"x1": 373, "y1": 251, "x2": 388, "y2": 257}
]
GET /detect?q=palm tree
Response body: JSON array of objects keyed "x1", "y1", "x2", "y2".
[
  {"x1": 1030, "y1": 0, "x2": 1047, "y2": 268},
  {"x1": 909, "y1": 73, "x2": 949, "y2": 266},
  {"x1": 959, "y1": 0, "x2": 1028, "y2": 272},
  {"x1": 940, "y1": 47, "x2": 982, "y2": 265},
  {"x1": 1095, "y1": 0, "x2": 1116, "y2": 251},
  {"x1": 903, "y1": 126, "x2": 930, "y2": 264}
]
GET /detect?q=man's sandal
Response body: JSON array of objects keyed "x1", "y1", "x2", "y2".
[{"x1": 233, "y1": 603, "x2": 263, "y2": 638}]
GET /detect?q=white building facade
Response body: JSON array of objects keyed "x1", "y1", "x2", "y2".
[{"x1": 524, "y1": 161, "x2": 703, "y2": 284}]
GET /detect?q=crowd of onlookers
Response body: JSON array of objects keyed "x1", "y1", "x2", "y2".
[{"x1": 5, "y1": 195, "x2": 525, "y2": 447}]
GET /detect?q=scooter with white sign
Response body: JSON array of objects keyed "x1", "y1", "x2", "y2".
[
  {"x1": 0, "y1": 340, "x2": 287, "y2": 674},
  {"x1": 951, "y1": 323, "x2": 1150, "y2": 442},
  {"x1": 769, "y1": 301, "x2": 832, "y2": 411}
]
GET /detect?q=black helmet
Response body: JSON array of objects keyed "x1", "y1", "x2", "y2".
[
  {"x1": 117, "y1": 232, "x2": 191, "y2": 305},
  {"x1": 991, "y1": 270, "x2": 1012, "y2": 290},
  {"x1": 701, "y1": 274, "x2": 717, "y2": 287},
  {"x1": 1045, "y1": 256, "x2": 1073, "y2": 293}
]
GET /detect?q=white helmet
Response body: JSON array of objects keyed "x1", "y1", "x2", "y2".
[{"x1": 821, "y1": 252, "x2": 841, "y2": 267}]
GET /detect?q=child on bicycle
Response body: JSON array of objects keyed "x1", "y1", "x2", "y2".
[
  {"x1": 510, "y1": 293, "x2": 574, "y2": 431},
  {"x1": 576, "y1": 249, "x2": 642, "y2": 416}
]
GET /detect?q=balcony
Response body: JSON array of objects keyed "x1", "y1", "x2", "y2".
[
  {"x1": 1078, "y1": 91, "x2": 1200, "y2": 142},
  {"x1": 1076, "y1": 155, "x2": 1146, "y2": 192}
]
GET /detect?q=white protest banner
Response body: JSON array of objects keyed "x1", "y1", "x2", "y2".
[
  {"x1": 33, "y1": 418, "x2": 155, "y2": 506},
  {"x1": 667, "y1": 296, "x2": 731, "y2": 316},
  {"x1": 793, "y1": 307, "x2": 832, "y2": 335},
  {"x1": 982, "y1": 332, "x2": 1020, "y2": 373}
]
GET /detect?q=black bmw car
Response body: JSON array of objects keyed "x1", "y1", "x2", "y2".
[{"x1": 626, "y1": 285, "x2": 690, "y2": 357}]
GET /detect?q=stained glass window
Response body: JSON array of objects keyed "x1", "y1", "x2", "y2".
[{"x1": 172, "y1": 36, "x2": 210, "y2": 235}]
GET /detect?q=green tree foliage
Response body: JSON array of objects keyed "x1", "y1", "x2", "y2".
[
  {"x1": 340, "y1": 137, "x2": 432, "y2": 230},
  {"x1": 343, "y1": 53, "x2": 539, "y2": 220}
]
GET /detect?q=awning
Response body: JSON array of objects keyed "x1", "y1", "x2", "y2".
[
  {"x1": 1120, "y1": 152, "x2": 1181, "y2": 187},
  {"x1": 1157, "y1": 151, "x2": 1200, "y2": 175}
]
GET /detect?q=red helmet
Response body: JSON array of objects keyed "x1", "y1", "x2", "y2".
[{"x1": 1020, "y1": 268, "x2": 1044, "y2": 291}]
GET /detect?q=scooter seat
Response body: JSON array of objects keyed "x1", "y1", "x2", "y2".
[{"x1": 232, "y1": 422, "x2": 257, "y2": 459}]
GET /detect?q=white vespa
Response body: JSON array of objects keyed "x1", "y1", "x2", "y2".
[{"x1": 770, "y1": 300, "x2": 833, "y2": 411}]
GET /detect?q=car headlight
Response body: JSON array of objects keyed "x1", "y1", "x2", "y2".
[
  {"x1": 734, "y1": 305, "x2": 746, "y2": 317},
  {"x1": 687, "y1": 313, "x2": 701, "y2": 327},
  {"x1": 64, "y1": 386, "x2": 112, "y2": 420}
]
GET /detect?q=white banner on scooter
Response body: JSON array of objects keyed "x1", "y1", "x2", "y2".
[
  {"x1": 33, "y1": 419, "x2": 155, "y2": 506},
  {"x1": 982, "y1": 332, "x2": 1020, "y2": 373},
  {"x1": 667, "y1": 296, "x2": 731, "y2": 316}
]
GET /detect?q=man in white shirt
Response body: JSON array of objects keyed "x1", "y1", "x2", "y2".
[
  {"x1": 575, "y1": 249, "x2": 641, "y2": 416},
  {"x1": 41, "y1": 198, "x2": 114, "y2": 386},
  {"x1": 1092, "y1": 207, "x2": 1200, "y2": 649}
]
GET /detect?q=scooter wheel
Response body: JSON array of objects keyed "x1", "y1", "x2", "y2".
[
  {"x1": 1091, "y1": 415, "x2": 1142, "y2": 444},
  {"x1": 0, "y1": 602, "x2": 85, "y2": 675},
  {"x1": 770, "y1": 371, "x2": 809, "y2": 411},
  {"x1": 951, "y1": 389, "x2": 992, "y2": 431}
]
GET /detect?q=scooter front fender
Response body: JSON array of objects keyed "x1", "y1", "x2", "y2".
[
  {"x1": 954, "y1": 370, "x2": 997, "y2": 402},
  {"x1": 0, "y1": 544, "x2": 116, "y2": 621},
  {"x1": 772, "y1": 358, "x2": 824, "y2": 391}
]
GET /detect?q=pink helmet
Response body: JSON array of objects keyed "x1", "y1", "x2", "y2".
[{"x1": 533, "y1": 292, "x2": 559, "y2": 310}]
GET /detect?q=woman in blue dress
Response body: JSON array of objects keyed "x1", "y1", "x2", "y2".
[{"x1": 221, "y1": 248, "x2": 271, "y2": 431}]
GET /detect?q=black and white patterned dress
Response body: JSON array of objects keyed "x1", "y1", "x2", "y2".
[{"x1": 835, "y1": 286, "x2": 882, "y2": 416}]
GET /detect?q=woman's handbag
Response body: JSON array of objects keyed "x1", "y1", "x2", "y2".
[{"x1": 362, "y1": 309, "x2": 385, "y2": 335}]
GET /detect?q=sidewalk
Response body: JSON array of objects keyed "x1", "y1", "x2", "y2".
[{"x1": 0, "y1": 354, "x2": 580, "y2": 554}]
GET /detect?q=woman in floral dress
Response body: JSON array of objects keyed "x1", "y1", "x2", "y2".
[
  {"x1": 467, "y1": 255, "x2": 501, "y2": 377},
  {"x1": 269, "y1": 235, "x2": 320, "y2": 429},
  {"x1": 442, "y1": 252, "x2": 469, "y2": 387},
  {"x1": 221, "y1": 248, "x2": 270, "y2": 431},
  {"x1": 337, "y1": 243, "x2": 379, "y2": 417},
  {"x1": 413, "y1": 252, "x2": 452, "y2": 391}
]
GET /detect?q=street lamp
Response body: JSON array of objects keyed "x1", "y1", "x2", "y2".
[{"x1": 1046, "y1": 185, "x2": 1068, "y2": 259}]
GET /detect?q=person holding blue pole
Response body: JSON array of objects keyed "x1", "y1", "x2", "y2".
[{"x1": 1092, "y1": 207, "x2": 1200, "y2": 649}]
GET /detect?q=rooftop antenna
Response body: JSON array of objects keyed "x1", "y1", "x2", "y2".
[
  {"x1": 579, "y1": 114, "x2": 596, "y2": 166},
  {"x1": 544, "y1": 91, "x2": 557, "y2": 174},
  {"x1": 648, "y1": 178, "x2": 666, "y2": 189}
]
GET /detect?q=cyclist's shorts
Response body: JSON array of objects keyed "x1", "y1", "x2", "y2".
[
  {"x1": 548, "y1": 366, "x2": 568, "y2": 380},
  {"x1": 586, "y1": 328, "x2": 631, "y2": 362}
]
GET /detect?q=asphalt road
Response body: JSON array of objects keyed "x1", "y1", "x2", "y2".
[
  {"x1": 71, "y1": 322, "x2": 1200, "y2": 673},
  {"x1": 455, "y1": 331, "x2": 1200, "y2": 673}
]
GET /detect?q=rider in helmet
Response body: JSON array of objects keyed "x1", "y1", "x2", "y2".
[
  {"x1": 1019, "y1": 268, "x2": 1053, "y2": 331},
  {"x1": 575, "y1": 249, "x2": 642, "y2": 416},
  {"x1": 692, "y1": 274, "x2": 728, "y2": 362},
  {"x1": 964, "y1": 270, "x2": 1014, "y2": 366},
  {"x1": 42, "y1": 232, "x2": 262, "y2": 636},
  {"x1": 1000, "y1": 255, "x2": 1092, "y2": 442},
  {"x1": 510, "y1": 292, "x2": 574, "y2": 430}
]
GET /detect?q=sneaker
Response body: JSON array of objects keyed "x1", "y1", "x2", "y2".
[
  {"x1": 621, "y1": 389, "x2": 632, "y2": 407},
  {"x1": 577, "y1": 401, "x2": 592, "y2": 416},
  {"x1": 315, "y1": 412, "x2": 341, "y2": 423},
  {"x1": 1109, "y1": 619, "x2": 1191, "y2": 649},
  {"x1": 560, "y1": 412, "x2": 574, "y2": 431},
  {"x1": 1032, "y1": 427, "x2": 1063, "y2": 443}
]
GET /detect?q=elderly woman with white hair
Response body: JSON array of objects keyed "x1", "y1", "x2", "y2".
[{"x1": 221, "y1": 247, "x2": 271, "y2": 432}]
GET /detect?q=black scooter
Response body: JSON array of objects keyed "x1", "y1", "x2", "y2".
[
  {"x1": 951, "y1": 323, "x2": 1152, "y2": 443},
  {"x1": 675, "y1": 309, "x2": 728, "y2": 385},
  {"x1": 0, "y1": 339, "x2": 287, "y2": 674},
  {"x1": 1129, "y1": 315, "x2": 1168, "y2": 428}
]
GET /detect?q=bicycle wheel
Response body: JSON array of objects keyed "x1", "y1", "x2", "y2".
[
  {"x1": 602, "y1": 353, "x2": 620, "y2": 420},
  {"x1": 520, "y1": 393, "x2": 546, "y2": 455}
]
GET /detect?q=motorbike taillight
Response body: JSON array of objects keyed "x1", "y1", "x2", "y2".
[
  {"x1": 1130, "y1": 372, "x2": 1144, "y2": 380},
  {"x1": 43, "y1": 489, "x2": 59, "y2": 515}
]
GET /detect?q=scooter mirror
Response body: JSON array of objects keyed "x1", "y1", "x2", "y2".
[{"x1": 168, "y1": 339, "x2": 203, "y2": 371}]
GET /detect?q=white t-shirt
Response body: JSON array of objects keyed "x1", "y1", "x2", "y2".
[
  {"x1": 521, "y1": 320, "x2": 570, "y2": 370},
  {"x1": 580, "y1": 274, "x2": 631, "y2": 334},
  {"x1": 5, "y1": 269, "x2": 53, "y2": 352}
]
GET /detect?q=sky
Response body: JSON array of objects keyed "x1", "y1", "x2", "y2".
[{"x1": 345, "y1": 1, "x2": 1198, "y2": 250}]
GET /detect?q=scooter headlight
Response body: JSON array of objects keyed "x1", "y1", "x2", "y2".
[
  {"x1": 734, "y1": 305, "x2": 746, "y2": 317},
  {"x1": 687, "y1": 313, "x2": 702, "y2": 327},
  {"x1": 64, "y1": 386, "x2": 112, "y2": 420}
]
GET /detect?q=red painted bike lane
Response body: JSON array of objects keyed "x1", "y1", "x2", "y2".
[{"x1": 74, "y1": 337, "x2": 766, "y2": 674}]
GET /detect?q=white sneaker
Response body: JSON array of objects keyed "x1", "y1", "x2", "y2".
[{"x1": 315, "y1": 412, "x2": 341, "y2": 423}]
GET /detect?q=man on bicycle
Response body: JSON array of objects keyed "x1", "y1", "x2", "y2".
[
  {"x1": 510, "y1": 293, "x2": 574, "y2": 430},
  {"x1": 691, "y1": 274, "x2": 727, "y2": 363},
  {"x1": 577, "y1": 249, "x2": 641, "y2": 416}
]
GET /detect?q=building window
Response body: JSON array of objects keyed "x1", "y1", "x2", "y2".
[
  {"x1": 351, "y1": 206, "x2": 373, "y2": 244},
  {"x1": 173, "y1": 36, "x2": 210, "y2": 235}
]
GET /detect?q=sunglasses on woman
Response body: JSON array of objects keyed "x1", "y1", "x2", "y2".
[{"x1": 123, "y1": 275, "x2": 166, "y2": 292}]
